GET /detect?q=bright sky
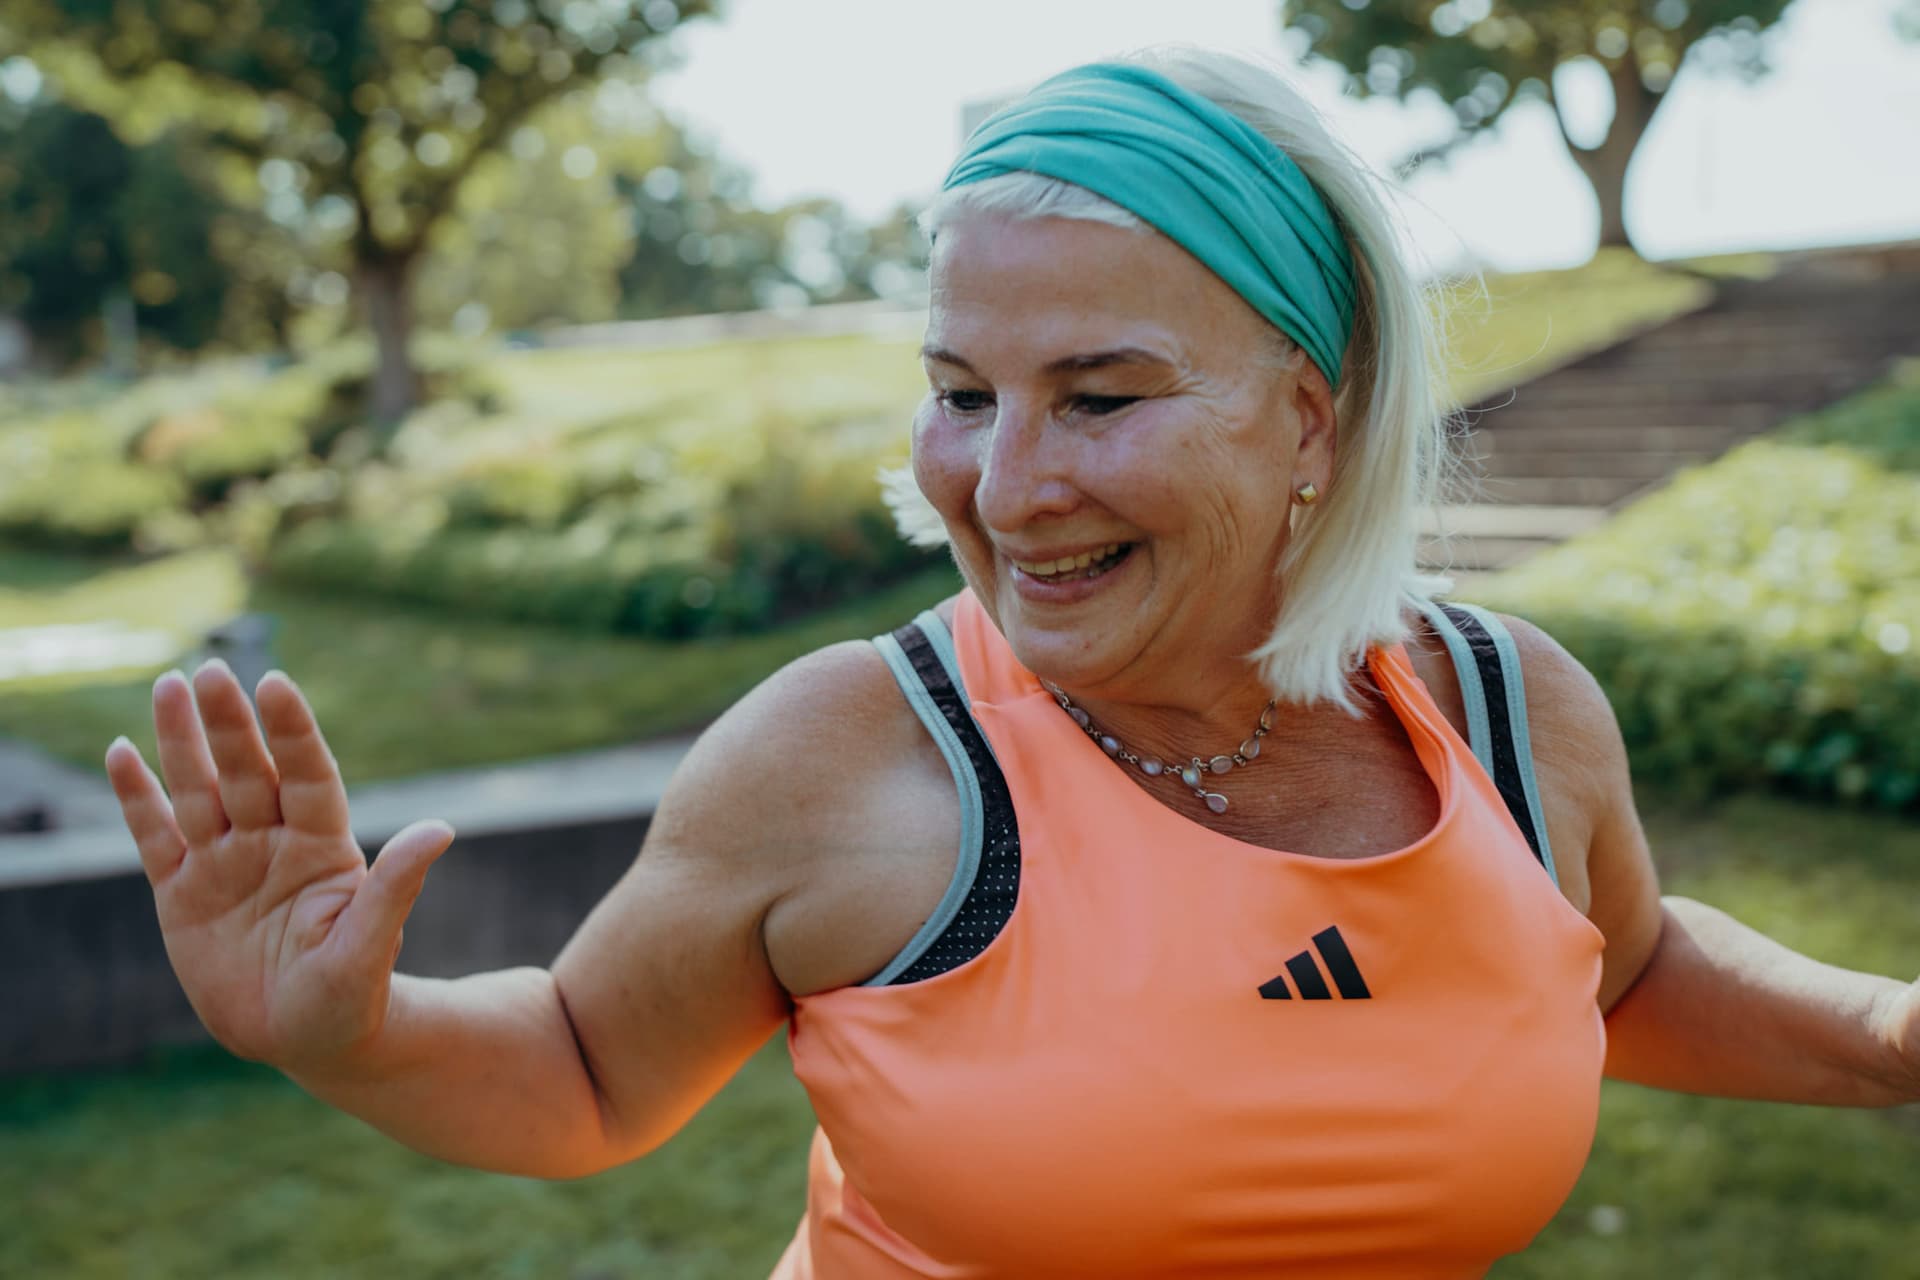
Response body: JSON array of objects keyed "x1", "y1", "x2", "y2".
[{"x1": 653, "y1": 0, "x2": 1920, "y2": 273}]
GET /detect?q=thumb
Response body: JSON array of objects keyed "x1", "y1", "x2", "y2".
[{"x1": 337, "y1": 820, "x2": 456, "y2": 968}]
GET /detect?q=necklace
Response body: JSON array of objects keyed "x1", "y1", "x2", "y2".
[{"x1": 1040, "y1": 680, "x2": 1276, "y2": 813}]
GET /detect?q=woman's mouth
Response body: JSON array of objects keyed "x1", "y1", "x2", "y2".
[{"x1": 1010, "y1": 542, "x2": 1136, "y2": 584}]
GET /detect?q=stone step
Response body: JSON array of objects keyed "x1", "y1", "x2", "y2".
[
  {"x1": 1462, "y1": 402, "x2": 1787, "y2": 433},
  {"x1": 1420, "y1": 504, "x2": 1610, "y2": 540},
  {"x1": 1463, "y1": 474, "x2": 1657, "y2": 508},
  {"x1": 1469, "y1": 449, "x2": 1719, "y2": 480},
  {"x1": 1598, "y1": 320, "x2": 1906, "y2": 348},
  {"x1": 1491, "y1": 371, "x2": 1884, "y2": 408},
  {"x1": 1458, "y1": 424, "x2": 1746, "y2": 455}
]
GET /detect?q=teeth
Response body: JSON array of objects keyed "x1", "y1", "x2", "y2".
[{"x1": 1014, "y1": 543, "x2": 1130, "y2": 579}]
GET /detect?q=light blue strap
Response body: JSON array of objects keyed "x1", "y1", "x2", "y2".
[
  {"x1": 1449, "y1": 603, "x2": 1559, "y2": 888},
  {"x1": 913, "y1": 609, "x2": 970, "y2": 710},
  {"x1": 1416, "y1": 599, "x2": 1495, "y2": 779},
  {"x1": 863, "y1": 630, "x2": 984, "y2": 986}
]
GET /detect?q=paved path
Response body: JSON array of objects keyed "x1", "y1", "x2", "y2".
[
  {"x1": 0, "y1": 737, "x2": 126, "y2": 833},
  {"x1": 0, "y1": 732, "x2": 698, "y2": 888}
]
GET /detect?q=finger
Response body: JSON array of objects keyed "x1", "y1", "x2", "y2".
[
  {"x1": 254, "y1": 670, "x2": 351, "y2": 839},
  {"x1": 333, "y1": 821, "x2": 454, "y2": 971},
  {"x1": 104, "y1": 736, "x2": 189, "y2": 884},
  {"x1": 151, "y1": 670, "x2": 229, "y2": 848},
  {"x1": 191, "y1": 658, "x2": 283, "y2": 832}
]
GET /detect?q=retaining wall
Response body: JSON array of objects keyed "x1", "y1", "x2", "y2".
[{"x1": 0, "y1": 813, "x2": 651, "y2": 1076}]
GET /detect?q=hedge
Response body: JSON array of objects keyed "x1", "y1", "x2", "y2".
[{"x1": 1472, "y1": 361, "x2": 1920, "y2": 810}]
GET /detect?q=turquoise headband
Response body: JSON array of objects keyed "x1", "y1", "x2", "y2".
[{"x1": 942, "y1": 63, "x2": 1357, "y2": 390}]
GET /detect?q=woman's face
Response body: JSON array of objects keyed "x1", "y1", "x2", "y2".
[{"x1": 913, "y1": 212, "x2": 1334, "y2": 705}]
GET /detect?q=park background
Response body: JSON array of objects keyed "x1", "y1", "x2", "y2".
[{"x1": 2, "y1": 0, "x2": 1919, "y2": 1275}]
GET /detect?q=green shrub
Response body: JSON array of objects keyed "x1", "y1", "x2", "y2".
[
  {"x1": 1472, "y1": 362, "x2": 1920, "y2": 811},
  {"x1": 443, "y1": 457, "x2": 584, "y2": 530},
  {"x1": 0, "y1": 458, "x2": 188, "y2": 551}
]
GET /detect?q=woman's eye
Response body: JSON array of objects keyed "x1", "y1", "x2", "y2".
[
  {"x1": 938, "y1": 389, "x2": 994, "y2": 414},
  {"x1": 1074, "y1": 395, "x2": 1139, "y2": 416}
]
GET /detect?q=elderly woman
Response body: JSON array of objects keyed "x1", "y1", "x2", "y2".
[{"x1": 106, "y1": 47, "x2": 1918, "y2": 1279}]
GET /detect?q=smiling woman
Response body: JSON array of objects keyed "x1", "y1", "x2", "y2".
[{"x1": 103, "y1": 44, "x2": 1920, "y2": 1280}]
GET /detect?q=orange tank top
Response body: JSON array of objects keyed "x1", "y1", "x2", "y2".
[{"x1": 770, "y1": 591, "x2": 1606, "y2": 1278}]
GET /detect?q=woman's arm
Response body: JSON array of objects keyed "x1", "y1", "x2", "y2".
[
  {"x1": 114, "y1": 645, "x2": 881, "y2": 1181},
  {"x1": 285, "y1": 967, "x2": 626, "y2": 1180},
  {"x1": 1600, "y1": 894, "x2": 1916, "y2": 1106},
  {"x1": 1502, "y1": 615, "x2": 1920, "y2": 1108}
]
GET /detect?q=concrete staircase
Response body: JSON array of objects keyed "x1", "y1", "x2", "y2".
[{"x1": 1427, "y1": 244, "x2": 1920, "y2": 579}]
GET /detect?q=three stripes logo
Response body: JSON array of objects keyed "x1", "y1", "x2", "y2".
[{"x1": 1258, "y1": 926, "x2": 1371, "y2": 1001}]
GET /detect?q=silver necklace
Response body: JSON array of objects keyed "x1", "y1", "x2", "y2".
[{"x1": 1041, "y1": 680, "x2": 1276, "y2": 814}]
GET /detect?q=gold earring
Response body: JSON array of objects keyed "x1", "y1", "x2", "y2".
[{"x1": 1293, "y1": 482, "x2": 1319, "y2": 506}]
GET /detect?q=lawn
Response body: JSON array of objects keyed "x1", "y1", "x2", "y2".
[
  {"x1": 2, "y1": 789, "x2": 1915, "y2": 1278},
  {"x1": 0, "y1": 544, "x2": 960, "y2": 786}
]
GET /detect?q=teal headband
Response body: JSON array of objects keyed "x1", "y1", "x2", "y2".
[{"x1": 942, "y1": 63, "x2": 1357, "y2": 390}]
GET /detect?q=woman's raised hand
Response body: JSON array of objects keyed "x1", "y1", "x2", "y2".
[{"x1": 104, "y1": 661, "x2": 455, "y2": 1075}]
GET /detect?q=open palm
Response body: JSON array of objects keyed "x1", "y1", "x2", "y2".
[{"x1": 104, "y1": 660, "x2": 453, "y2": 1073}]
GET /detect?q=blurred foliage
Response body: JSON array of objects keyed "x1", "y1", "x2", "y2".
[
  {"x1": 412, "y1": 90, "x2": 928, "y2": 337},
  {"x1": 4, "y1": 0, "x2": 716, "y2": 418},
  {"x1": 0, "y1": 250, "x2": 1744, "y2": 643},
  {"x1": 1472, "y1": 360, "x2": 1920, "y2": 811},
  {"x1": 0, "y1": 329, "x2": 935, "y2": 640},
  {"x1": 264, "y1": 334, "x2": 936, "y2": 638},
  {"x1": 0, "y1": 339, "x2": 499, "y2": 558},
  {"x1": 0, "y1": 10, "x2": 924, "y2": 393},
  {"x1": 1278, "y1": 0, "x2": 1793, "y2": 247},
  {"x1": 0, "y1": 94, "x2": 295, "y2": 365}
]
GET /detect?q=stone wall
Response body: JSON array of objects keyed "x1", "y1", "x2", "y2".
[{"x1": 0, "y1": 813, "x2": 650, "y2": 1076}]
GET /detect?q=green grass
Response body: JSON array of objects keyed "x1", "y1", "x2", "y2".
[
  {"x1": 1492, "y1": 793, "x2": 1920, "y2": 1279},
  {"x1": 0, "y1": 544, "x2": 959, "y2": 785},
  {"x1": 0, "y1": 1039, "x2": 814, "y2": 1279},
  {"x1": 2, "y1": 791, "x2": 1915, "y2": 1278},
  {"x1": 1441, "y1": 247, "x2": 1722, "y2": 405}
]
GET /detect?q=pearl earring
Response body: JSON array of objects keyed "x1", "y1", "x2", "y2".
[{"x1": 1293, "y1": 482, "x2": 1320, "y2": 506}]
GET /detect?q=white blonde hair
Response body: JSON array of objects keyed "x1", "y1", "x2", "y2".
[{"x1": 885, "y1": 46, "x2": 1458, "y2": 711}]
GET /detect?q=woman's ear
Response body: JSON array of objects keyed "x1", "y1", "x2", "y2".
[{"x1": 1289, "y1": 361, "x2": 1337, "y2": 495}]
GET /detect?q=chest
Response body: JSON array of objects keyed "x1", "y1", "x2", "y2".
[
  {"x1": 788, "y1": 806, "x2": 1608, "y2": 1277},
  {"x1": 767, "y1": 629, "x2": 1592, "y2": 999}
]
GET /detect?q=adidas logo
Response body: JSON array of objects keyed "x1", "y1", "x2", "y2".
[{"x1": 1258, "y1": 926, "x2": 1371, "y2": 1000}]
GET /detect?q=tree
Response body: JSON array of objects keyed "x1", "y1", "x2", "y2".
[
  {"x1": 416, "y1": 89, "x2": 930, "y2": 335},
  {"x1": 1277, "y1": 0, "x2": 1793, "y2": 250},
  {"x1": 0, "y1": 95, "x2": 275, "y2": 367},
  {"x1": 7, "y1": 0, "x2": 714, "y2": 424}
]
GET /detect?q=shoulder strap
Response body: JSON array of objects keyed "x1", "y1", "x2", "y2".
[
  {"x1": 864, "y1": 611, "x2": 1021, "y2": 986},
  {"x1": 1415, "y1": 600, "x2": 1559, "y2": 887}
]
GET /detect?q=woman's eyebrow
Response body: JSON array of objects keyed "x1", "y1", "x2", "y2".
[{"x1": 918, "y1": 346, "x2": 1172, "y2": 374}]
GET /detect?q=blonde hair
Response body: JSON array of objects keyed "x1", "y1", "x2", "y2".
[{"x1": 887, "y1": 46, "x2": 1459, "y2": 711}]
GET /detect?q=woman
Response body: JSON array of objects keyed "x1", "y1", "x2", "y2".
[{"x1": 106, "y1": 47, "x2": 1920, "y2": 1279}]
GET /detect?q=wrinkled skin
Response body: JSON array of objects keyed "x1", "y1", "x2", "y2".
[{"x1": 912, "y1": 211, "x2": 1336, "y2": 751}]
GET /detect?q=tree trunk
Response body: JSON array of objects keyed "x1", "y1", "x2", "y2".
[
  {"x1": 357, "y1": 251, "x2": 422, "y2": 425},
  {"x1": 1569, "y1": 138, "x2": 1634, "y2": 248},
  {"x1": 1554, "y1": 52, "x2": 1665, "y2": 251}
]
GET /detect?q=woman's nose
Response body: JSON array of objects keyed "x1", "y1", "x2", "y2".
[{"x1": 973, "y1": 401, "x2": 1081, "y2": 533}]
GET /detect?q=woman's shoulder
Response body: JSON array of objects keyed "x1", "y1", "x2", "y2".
[
  {"x1": 1403, "y1": 604, "x2": 1628, "y2": 913},
  {"x1": 1403, "y1": 603, "x2": 1619, "y2": 786},
  {"x1": 679, "y1": 617, "x2": 960, "y2": 842},
  {"x1": 658, "y1": 602, "x2": 967, "y2": 996}
]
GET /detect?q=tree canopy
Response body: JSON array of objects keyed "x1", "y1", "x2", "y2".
[
  {"x1": 1277, "y1": 0, "x2": 1793, "y2": 249},
  {"x1": 6, "y1": 0, "x2": 715, "y2": 418}
]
